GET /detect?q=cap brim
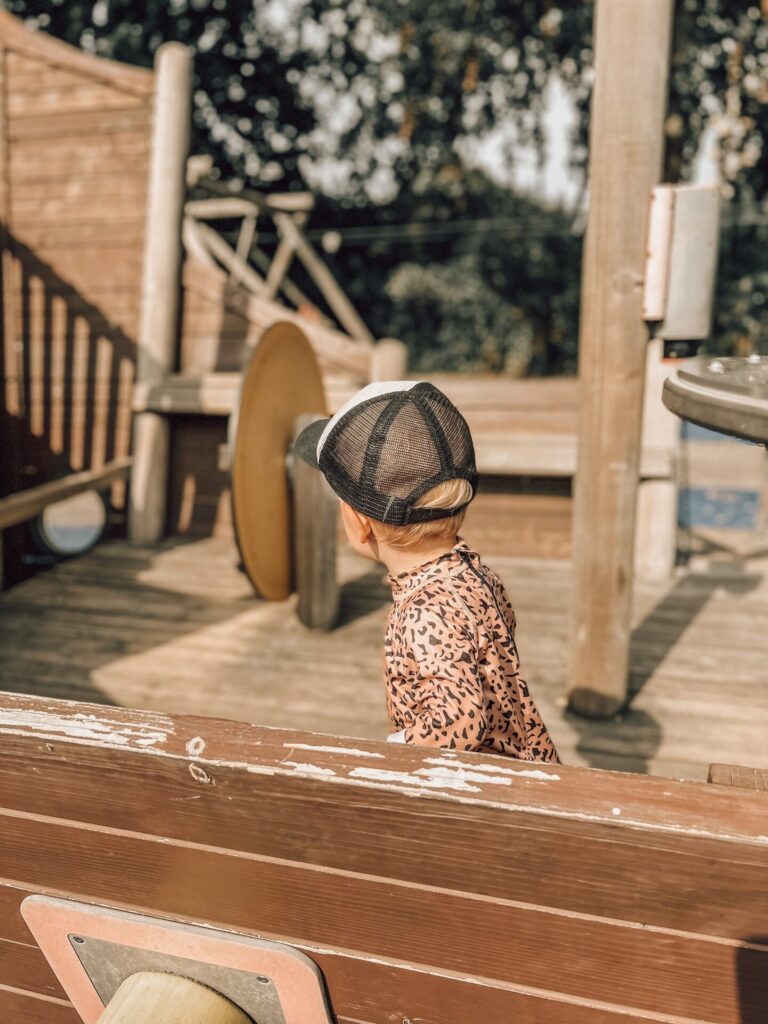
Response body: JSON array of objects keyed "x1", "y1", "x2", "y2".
[{"x1": 293, "y1": 417, "x2": 330, "y2": 470}]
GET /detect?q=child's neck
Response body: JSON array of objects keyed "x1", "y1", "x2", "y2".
[{"x1": 378, "y1": 536, "x2": 459, "y2": 577}]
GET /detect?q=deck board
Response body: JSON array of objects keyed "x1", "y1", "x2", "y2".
[{"x1": 1, "y1": 535, "x2": 767, "y2": 781}]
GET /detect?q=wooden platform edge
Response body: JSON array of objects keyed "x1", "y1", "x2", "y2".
[{"x1": 708, "y1": 763, "x2": 768, "y2": 791}]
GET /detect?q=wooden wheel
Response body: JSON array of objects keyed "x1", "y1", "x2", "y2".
[{"x1": 231, "y1": 322, "x2": 326, "y2": 601}]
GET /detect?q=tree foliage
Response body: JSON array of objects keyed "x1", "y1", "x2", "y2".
[{"x1": 4, "y1": 0, "x2": 767, "y2": 370}]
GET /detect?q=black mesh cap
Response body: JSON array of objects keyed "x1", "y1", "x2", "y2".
[{"x1": 294, "y1": 381, "x2": 478, "y2": 525}]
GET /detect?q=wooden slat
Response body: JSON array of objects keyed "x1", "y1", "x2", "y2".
[
  {"x1": 0, "y1": 457, "x2": 131, "y2": 528},
  {"x1": 0, "y1": 893, "x2": 695, "y2": 1024},
  {"x1": 0, "y1": 14, "x2": 153, "y2": 95},
  {"x1": 8, "y1": 83, "x2": 147, "y2": 117},
  {"x1": 0, "y1": 697, "x2": 767, "y2": 1024},
  {"x1": 0, "y1": 986, "x2": 78, "y2": 1024},
  {"x1": 1, "y1": 696, "x2": 767, "y2": 935},
  {"x1": 0, "y1": 941, "x2": 66, "y2": 999},
  {"x1": 708, "y1": 763, "x2": 768, "y2": 790},
  {"x1": 7, "y1": 106, "x2": 150, "y2": 141}
]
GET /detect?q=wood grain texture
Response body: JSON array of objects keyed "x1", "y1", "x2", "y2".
[
  {"x1": 708, "y1": 764, "x2": 768, "y2": 790},
  {"x1": 0, "y1": 9, "x2": 152, "y2": 585},
  {"x1": 0, "y1": 986, "x2": 79, "y2": 1024},
  {"x1": 569, "y1": 0, "x2": 675, "y2": 717},
  {"x1": 0, "y1": 695, "x2": 766, "y2": 1024}
]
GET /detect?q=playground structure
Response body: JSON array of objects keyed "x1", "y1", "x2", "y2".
[{"x1": 0, "y1": 2, "x2": 767, "y2": 1021}]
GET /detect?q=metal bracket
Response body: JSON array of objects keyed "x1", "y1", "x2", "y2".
[{"x1": 22, "y1": 896, "x2": 333, "y2": 1024}]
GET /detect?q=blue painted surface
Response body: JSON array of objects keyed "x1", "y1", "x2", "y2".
[
  {"x1": 681, "y1": 421, "x2": 757, "y2": 446},
  {"x1": 678, "y1": 488, "x2": 761, "y2": 529}
]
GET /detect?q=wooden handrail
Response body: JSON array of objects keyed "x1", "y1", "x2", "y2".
[{"x1": 0, "y1": 457, "x2": 132, "y2": 530}]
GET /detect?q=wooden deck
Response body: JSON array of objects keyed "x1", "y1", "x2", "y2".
[{"x1": 1, "y1": 533, "x2": 767, "y2": 781}]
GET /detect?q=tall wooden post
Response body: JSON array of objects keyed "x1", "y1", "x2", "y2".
[
  {"x1": 129, "y1": 43, "x2": 191, "y2": 544},
  {"x1": 567, "y1": 0, "x2": 675, "y2": 717}
]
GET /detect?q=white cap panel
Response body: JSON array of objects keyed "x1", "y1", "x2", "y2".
[{"x1": 316, "y1": 380, "x2": 422, "y2": 461}]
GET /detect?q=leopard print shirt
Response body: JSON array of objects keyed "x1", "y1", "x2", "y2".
[{"x1": 384, "y1": 541, "x2": 559, "y2": 762}]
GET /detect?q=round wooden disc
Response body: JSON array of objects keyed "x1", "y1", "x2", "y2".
[{"x1": 231, "y1": 322, "x2": 326, "y2": 600}]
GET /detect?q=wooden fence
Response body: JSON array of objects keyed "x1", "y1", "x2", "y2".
[{"x1": 0, "y1": 12, "x2": 153, "y2": 585}]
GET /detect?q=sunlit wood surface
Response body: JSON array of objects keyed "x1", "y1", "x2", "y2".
[{"x1": 1, "y1": 533, "x2": 767, "y2": 781}]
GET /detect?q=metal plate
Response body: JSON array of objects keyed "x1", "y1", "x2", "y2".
[
  {"x1": 69, "y1": 934, "x2": 287, "y2": 1024},
  {"x1": 22, "y1": 895, "x2": 333, "y2": 1024},
  {"x1": 231, "y1": 322, "x2": 326, "y2": 601},
  {"x1": 663, "y1": 357, "x2": 768, "y2": 444}
]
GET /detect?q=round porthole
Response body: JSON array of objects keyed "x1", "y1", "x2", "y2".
[{"x1": 36, "y1": 490, "x2": 107, "y2": 557}]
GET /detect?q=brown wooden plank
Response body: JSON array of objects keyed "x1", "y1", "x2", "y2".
[
  {"x1": 8, "y1": 83, "x2": 146, "y2": 117},
  {"x1": 0, "y1": 456, "x2": 131, "y2": 528},
  {"x1": 0, "y1": 986, "x2": 79, "y2": 1024},
  {"x1": 11, "y1": 220, "x2": 146, "y2": 251},
  {"x1": 7, "y1": 106, "x2": 150, "y2": 141},
  {"x1": 10, "y1": 178, "x2": 149, "y2": 205},
  {"x1": 4, "y1": 809, "x2": 768, "y2": 1023},
  {"x1": 9, "y1": 132, "x2": 150, "y2": 168},
  {"x1": 0, "y1": 940, "x2": 66, "y2": 999},
  {"x1": 1, "y1": 696, "x2": 767, "y2": 937},
  {"x1": 10, "y1": 197, "x2": 148, "y2": 224},
  {"x1": 0, "y1": 890, "x2": 702, "y2": 1024},
  {"x1": 708, "y1": 764, "x2": 768, "y2": 790},
  {"x1": 0, "y1": 15, "x2": 153, "y2": 95}
]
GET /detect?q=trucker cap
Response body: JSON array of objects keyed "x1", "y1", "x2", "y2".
[{"x1": 294, "y1": 381, "x2": 478, "y2": 525}]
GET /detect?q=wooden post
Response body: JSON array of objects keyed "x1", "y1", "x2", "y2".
[
  {"x1": 129, "y1": 43, "x2": 192, "y2": 545},
  {"x1": 634, "y1": 338, "x2": 679, "y2": 582},
  {"x1": 370, "y1": 338, "x2": 409, "y2": 381},
  {"x1": 97, "y1": 971, "x2": 250, "y2": 1024},
  {"x1": 567, "y1": 0, "x2": 675, "y2": 717},
  {"x1": 273, "y1": 211, "x2": 374, "y2": 344},
  {"x1": 293, "y1": 415, "x2": 340, "y2": 631}
]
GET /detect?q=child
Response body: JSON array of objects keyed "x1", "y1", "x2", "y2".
[{"x1": 295, "y1": 380, "x2": 559, "y2": 762}]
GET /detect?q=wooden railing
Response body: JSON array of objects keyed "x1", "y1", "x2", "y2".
[
  {"x1": 183, "y1": 170, "x2": 374, "y2": 345},
  {"x1": 0, "y1": 457, "x2": 132, "y2": 532}
]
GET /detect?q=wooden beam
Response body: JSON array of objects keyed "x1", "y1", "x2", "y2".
[
  {"x1": 129, "y1": 43, "x2": 191, "y2": 546},
  {"x1": 0, "y1": 458, "x2": 132, "y2": 530},
  {"x1": 251, "y1": 241, "x2": 319, "y2": 312},
  {"x1": 187, "y1": 217, "x2": 267, "y2": 294},
  {"x1": 263, "y1": 235, "x2": 297, "y2": 302},
  {"x1": 567, "y1": 0, "x2": 675, "y2": 718},
  {"x1": 273, "y1": 211, "x2": 374, "y2": 344},
  {"x1": 708, "y1": 764, "x2": 768, "y2": 790}
]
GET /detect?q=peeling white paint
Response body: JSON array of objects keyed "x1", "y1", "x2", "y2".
[
  {"x1": 285, "y1": 743, "x2": 385, "y2": 759},
  {"x1": 424, "y1": 757, "x2": 560, "y2": 782},
  {"x1": 349, "y1": 766, "x2": 480, "y2": 793},
  {"x1": 186, "y1": 736, "x2": 206, "y2": 757},
  {"x1": 0, "y1": 709, "x2": 173, "y2": 751},
  {"x1": 3, "y1": 705, "x2": 766, "y2": 847},
  {"x1": 416, "y1": 765, "x2": 512, "y2": 787},
  {"x1": 282, "y1": 761, "x2": 337, "y2": 777}
]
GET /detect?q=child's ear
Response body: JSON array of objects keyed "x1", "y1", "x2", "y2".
[{"x1": 340, "y1": 502, "x2": 373, "y2": 544}]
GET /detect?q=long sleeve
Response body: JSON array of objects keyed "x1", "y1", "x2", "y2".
[{"x1": 390, "y1": 601, "x2": 489, "y2": 750}]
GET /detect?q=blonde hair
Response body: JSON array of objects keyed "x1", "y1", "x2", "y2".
[{"x1": 372, "y1": 478, "x2": 473, "y2": 550}]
